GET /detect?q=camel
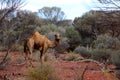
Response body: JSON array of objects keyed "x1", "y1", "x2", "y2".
[{"x1": 24, "y1": 31, "x2": 61, "y2": 64}]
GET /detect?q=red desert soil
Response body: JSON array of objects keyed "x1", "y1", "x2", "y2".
[{"x1": 0, "y1": 51, "x2": 117, "y2": 80}]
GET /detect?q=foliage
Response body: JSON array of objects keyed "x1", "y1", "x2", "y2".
[
  {"x1": 27, "y1": 63, "x2": 60, "y2": 80},
  {"x1": 73, "y1": 12, "x2": 97, "y2": 46},
  {"x1": 91, "y1": 49, "x2": 111, "y2": 63},
  {"x1": 39, "y1": 7, "x2": 66, "y2": 24},
  {"x1": 94, "y1": 34, "x2": 120, "y2": 50},
  {"x1": 111, "y1": 50, "x2": 120, "y2": 69},
  {"x1": 35, "y1": 24, "x2": 58, "y2": 35},
  {"x1": 65, "y1": 26, "x2": 81, "y2": 51},
  {"x1": 0, "y1": 0, "x2": 25, "y2": 23},
  {"x1": 73, "y1": 10, "x2": 120, "y2": 47},
  {"x1": 16, "y1": 57, "x2": 25, "y2": 64},
  {"x1": 0, "y1": 9, "x2": 47, "y2": 50},
  {"x1": 97, "y1": 0, "x2": 120, "y2": 10},
  {"x1": 74, "y1": 46, "x2": 91, "y2": 58},
  {"x1": 16, "y1": 10, "x2": 43, "y2": 26}
]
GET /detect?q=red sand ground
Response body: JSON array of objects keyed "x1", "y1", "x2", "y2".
[{"x1": 0, "y1": 51, "x2": 117, "y2": 80}]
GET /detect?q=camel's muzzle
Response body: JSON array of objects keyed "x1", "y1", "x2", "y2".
[{"x1": 56, "y1": 39, "x2": 60, "y2": 42}]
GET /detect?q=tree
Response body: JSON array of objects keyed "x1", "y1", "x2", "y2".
[
  {"x1": 38, "y1": 7, "x2": 66, "y2": 24},
  {"x1": 65, "y1": 27, "x2": 81, "y2": 51},
  {"x1": 94, "y1": 0, "x2": 120, "y2": 37},
  {"x1": 73, "y1": 11, "x2": 98, "y2": 46},
  {"x1": 0, "y1": 0, "x2": 25, "y2": 24},
  {"x1": 97, "y1": 0, "x2": 120, "y2": 10},
  {"x1": 0, "y1": 0, "x2": 26, "y2": 50}
]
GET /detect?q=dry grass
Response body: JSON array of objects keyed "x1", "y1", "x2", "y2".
[
  {"x1": 27, "y1": 62, "x2": 60, "y2": 80},
  {"x1": 64, "y1": 52, "x2": 83, "y2": 61}
]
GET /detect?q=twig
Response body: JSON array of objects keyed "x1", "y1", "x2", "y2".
[
  {"x1": 81, "y1": 64, "x2": 88, "y2": 80},
  {"x1": 0, "y1": 50, "x2": 9, "y2": 65}
]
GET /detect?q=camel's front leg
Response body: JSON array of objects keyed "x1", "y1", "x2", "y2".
[
  {"x1": 40, "y1": 47, "x2": 47, "y2": 64},
  {"x1": 24, "y1": 52, "x2": 29, "y2": 64},
  {"x1": 27, "y1": 47, "x2": 33, "y2": 67}
]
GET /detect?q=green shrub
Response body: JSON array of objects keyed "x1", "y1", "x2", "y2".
[
  {"x1": 111, "y1": 50, "x2": 120, "y2": 69},
  {"x1": 35, "y1": 24, "x2": 58, "y2": 35},
  {"x1": 94, "y1": 34, "x2": 120, "y2": 50},
  {"x1": 27, "y1": 63, "x2": 60, "y2": 80},
  {"x1": 65, "y1": 27, "x2": 81, "y2": 51},
  {"x1": 91, "y1": 49, "x2": 111, "y2": 63},
  {"x1": 16, "y1": 57, "x2": 25, "y2": 64},
  {"x1": 74, "y1": 46, "x2": 91, "y2": 58},
  {"x1": 11, "y1": 44, "x2": 23, "y2": 51}
]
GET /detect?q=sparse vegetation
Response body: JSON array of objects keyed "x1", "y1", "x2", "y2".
[
  {"x1": 94, "y1": 34, "x2": 120, "y2": 50},
  {"x1": 27, "y1": 63, "x2": 60, "y2": 80},
  {"x1": 16, "y1": 57, "x2": 25, "y2": 64},
  {"x1": 64, "y1": 52, "x2": 83, "y2": 61},
  {"x1": 0, "y1": 52, "x2": 11, "y2": 70},
  {"x1": 91, "y1": 49, "x2": 111, "y2": 63},
  {"x1": 0, "y1": 0, "x2": 120, "y2": 79},
  {"x1": 111, "y1": 50, "x2": 120, "y2": 69},
  {"x1": 74, "y1": 46, "x2": 91, "y2": 58}
]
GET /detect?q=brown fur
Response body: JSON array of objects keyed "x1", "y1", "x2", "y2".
[{"x1": 24, "y1": 31, "x2": 61, "y2": 64}]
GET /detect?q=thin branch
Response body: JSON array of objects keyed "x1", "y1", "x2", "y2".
[{"x1": 0, "y1": 50, "x2": 9, "y2": 65}]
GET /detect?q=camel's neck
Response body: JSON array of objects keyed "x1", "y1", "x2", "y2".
[{"x1": 48, "y1": 40, "x2": 60, "y2": 48}]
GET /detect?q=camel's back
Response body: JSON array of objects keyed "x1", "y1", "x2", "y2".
[{"x1": 32, "y1": 31, "x2": 48, "y2": 45}]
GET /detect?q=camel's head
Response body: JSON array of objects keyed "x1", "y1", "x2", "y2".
[{"x1": 55, "y1": 33, "x2": 61, "y2": 42}]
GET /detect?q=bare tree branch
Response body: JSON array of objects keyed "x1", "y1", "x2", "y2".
[{"x1": 0, "y1": 0, "x2": 25, "y2": 23}]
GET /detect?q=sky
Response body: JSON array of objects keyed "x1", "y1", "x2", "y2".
[{"x1": 22, "y1": 0, "x2": 98, "y2": 20}]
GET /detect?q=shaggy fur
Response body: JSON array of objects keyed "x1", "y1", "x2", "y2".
[{"x1": 24, "y1": 31, "x2": 61, "y2": 64}]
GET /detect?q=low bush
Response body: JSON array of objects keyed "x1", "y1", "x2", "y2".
[
  {"x1": 94, "y1": 34, "x2": 120, "y2": 50},
  {"x1": 16, "y1": 57, "x2": 25, "y2": 64},
  {"x1": 64, "y1": 52, "x2": 83, "y2": 61},
  {"x1": 74, "y1": 46, "x2": 91, "y2": 58},
  {"x1": 65, "y1": 27, "x2": 81, "y2": 51},
  {"x1": 27, "y1": 63, "x2": 60, "y2": 80},
  {"x1": 111, "y1": 50, "x2": 120, "y2": 69},
  {"x1": 91, "y1": 49, "x2": 111, "y2": 63}
]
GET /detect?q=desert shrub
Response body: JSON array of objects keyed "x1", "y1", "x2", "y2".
[
  {"x1": 65, "y1": 26, "x2": 81, "y2": 51},
  {"x1": 57, "y1": 27, "x2": 66, "y2": 36},
  {"x1": 94, "y1": 34, "x2": 120, "y2": 50},
  {"x1": 16, "y1": 57, "x2": 25, "y2": 64},
  {"x1": 64, "y1": 52, "x2": 82, "y2": 61},
  {"x1": 111, "y1": 50, "x2": 120, "y2": 79},
  {"x1": 27, "y1": 63, "x2": 60, "y2": 80},
  {"x1": 111, "y1": 50, "x2": 120, "y2": 69},
  {"x1": 35, "y1": 24, "x2": 58, "y2": 35},
  {"x1": 91, "y1": 49, "x2": 111, "y2": 63},
  {"x1": 74, "y1": 46, "x2": 91, "y2": 58},
  {"x1": 11, "y1": 44, "x2": 23, "y2": 52}
]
